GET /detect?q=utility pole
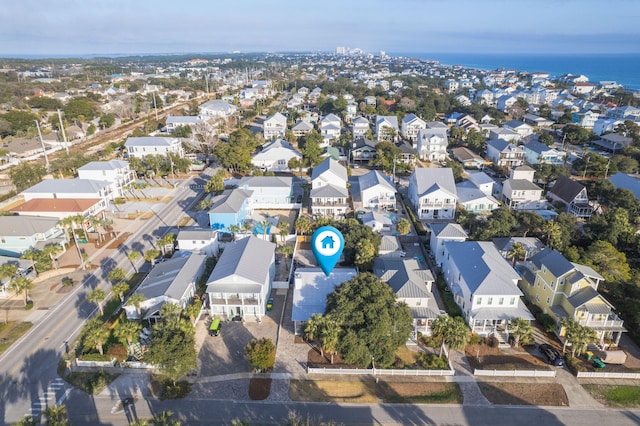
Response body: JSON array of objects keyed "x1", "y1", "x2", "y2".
[
  {"x1": 34, "y1": 120, "x2": 50, "y2": 170},
  {"x1": 57, "y1": 109, "x2": 69, "y2": 153},
  {"x1": 582, "y1": 155, "x2": 590, "y2": 179},
  {"x1": 152, "y1": 92, "x2": 159, "y2": 122}
]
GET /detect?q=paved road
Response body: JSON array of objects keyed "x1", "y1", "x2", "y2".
[
  {"x1": 0, "y1": 168, "x2": 212, "y2": 423},
  {"x1": 65, "y1": 392, "x2": 640, "y2": 426}
]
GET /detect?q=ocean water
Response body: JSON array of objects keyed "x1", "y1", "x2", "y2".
[{"x1": 393, "y1": 53, "x2": 640, "y2": 90}]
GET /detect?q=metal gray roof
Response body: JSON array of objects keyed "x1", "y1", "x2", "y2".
[
  {"x1": 22, "y1": 178, "x2": 109, "y2": 195},
  {"x1": 0, "y1": 216, "x2": 60, "y2": 237},
  {"x1": 455, "y1": 184, "x2": 499, "y2": 205},
  {"x1": 166, "y1": 116, "x2": 202, "y2": 124},
  {"x1": 470, "y1": 299, "x2": 534, "y2": 321},
  {"x1": 310, "y1": 184, "x2": 348, "y2": 198},
  {"x1": 356, "y1": 171, "x2": 395, "y2": 193},
  {"x1": 429, "y1": 223, "x2": 467, "y2": 239},
  {"x1": 444, "y1": 241, "x2": 522, "y2": 296},
  {"x1": 177, "y1": 227, "x2": 218, "y2": 241},
  {"x1": 507, "y1": 179, "x2": 542, "y2": 191},
  {"x1": 524, "y1": 140, "x2": 555, "y2": 155},
  {"x1": 311, "y1": 158, "x2": 348, "y2": 182},
  {"x1": 291, "y1": 267, "x2": 358, "y2": 322},
  {"x1": 125, "y1": 136, "x2": 179, "y2": 147},
  {"x1": 208, "y1": 189, "x2": 252, "y2": 214},
  {"x1": 572, "y1": 262, "x2": 604, "y2": 282},
  {"x1": 529, "y1": 249, "x2": 574, "y2": 278},
  {"x1": 206, "y1": 236, "x2": 275, "y2": 292},
  {"x1": 237, "y1": 175, "x2": 293, "y2": 189},
  {"x1": 568, "y1": 286, "x2": 610, "y2": 309},
  {"x1": 374, "y1": 257, "x2": 435, "y2": 299},
  {"x1": 410, "y1": 168, "x2": 457, "y2": 198},
  {"x1": 135, "y1": 253, "x2": 207, "y2": 301},
  {"x1": 379, "y1": 235, "x2": 401, "y2": 252},
  {"x1": 466, "y1": 170, "x2": 495, "y2": 186},
  {"x1": 78, "y1": 160, "x2": 129, "y2": 172}
]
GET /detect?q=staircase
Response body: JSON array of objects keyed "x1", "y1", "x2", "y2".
[{"x1": 494, "y1": 329, "x2": 510, "y2": 348}]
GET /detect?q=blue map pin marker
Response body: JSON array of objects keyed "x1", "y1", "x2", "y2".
[{"x1": 311, "y1": 226, "x2": 344, "y2": 276}]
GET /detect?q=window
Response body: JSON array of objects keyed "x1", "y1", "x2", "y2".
[
  {"x1": 476, "y1": 297, "x2": 482, "y2": 305},
  {"x1": 536, "y1": 295, "x2": 540, "y2": 302},
  {"x1": 510, "y1": 297, "x2": 515, "y2": 305},
  {"x1": 546, "y1": 297, "x2": 550, "y2": 304},
  {"x1": 487, "y1": 297, "x2": 493, "y2": 305},
  {"x1": 499, "y1": 298, "x2": 504, "y2": 305}
]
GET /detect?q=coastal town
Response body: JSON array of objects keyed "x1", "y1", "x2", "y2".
[{"x1": 0, "y1": 49, "x2": 639, "y2": 425}]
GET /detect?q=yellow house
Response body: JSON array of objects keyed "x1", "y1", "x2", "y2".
[{"x1": 519, "y1": 249, "x2": 626, "y2": 346}]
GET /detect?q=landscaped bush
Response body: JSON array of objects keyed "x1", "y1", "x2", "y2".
[
  {"x1": 488, "y1": 336, "x2": 499, "y2": 348},
  {"x1": 565, "y1": 354, "x2": 587, "y2": 375},
  {"x1": 87, "y1": 369, "x2": 115, "y2": 394},
  {"x1": 469, "y1": 333, "x2": 482, "y2": 345},
  {"x1": 106, "y1": 343, "x2": 128, "y2": 362},
  {"x1": 418, "y1": 353, "x2": 449, "y2": 370},
  {"x1": 81, "y1": 353, "x2": 112, "y2": 362},
  {"x1": 419, "y1": 334, "x2": 441, "y2": 348},
  {"x1": 24, "y1": 301, "x2": 33, "y2": 310},
  {"x1": 155, "y1": 378, "x2": 192, "y2": 400},
  {"x1": 537, "y1": 313, "x2": 557, "y2": 333}
]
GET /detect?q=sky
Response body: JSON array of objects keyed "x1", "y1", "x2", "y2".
[{"x1": 1, "y1": 0, "x2": 639, "y2": 57}]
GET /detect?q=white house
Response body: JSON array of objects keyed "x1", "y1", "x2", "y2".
[
  {"x1": 349, "y1": 170, "x2": 396, "y2": 211},
  {"x1": 351, "y1": 116, "x2": 370, "y2": 138},
  {"x1": 416, "y1": 127, "x2": 448, "y2": 162},
  {"x1": 251, "y1": 139, "x2": 302, "y2": 172},
  {"x1": 291, "y1": 267, "x2": 358, "y2": 334},
  {"x1": 361, "y1": 211, "x2": 393, "y2": 233},
  {"x1": 206, "y1": 236, "x2": 275, "y2": 321},
  {"x1": 503, "y1": 120, "x2": 533, "y2": 138},
  {"x1": 310, "y1": 158, "x2": 349, "y2": 217},
  {"x1": 456, "y1": 181, "x2": 500, "y2": 214},
  {"x1": 486, "y1": 139, "x2": 525, "y2": 168},
  {"x1": 401, "y1": 113, "x2": 426, "y2": 142},
  {"x1": 408, "y1": 168, "x2": 457, "y2": 220},
  {"x1": 489, "y1": 127, "x2": 521, "y2": 143},
  {"x1": 124, "y1": 253, "x2": 207, "y2": 320},
  {"x1": 124, "y1": 136, "x2": 184, "y2": 159},
  {"x1": 77, "y1": 160, "x2": 134, "y2": 198},
  {"x1": 429, "y1": 222, "x2": 467, "y2": 269},
  {"x1": 375, "y1": 115, "x2": 399, "y2": 141},
  {"x1": 165, "y1": 116, "x2": 204, "y2": 132},
  {"x1": 21, "y1": 178, "x2": 113, "y2": 205},
  {"x1": 523, "y1": 140, "x2": 566, "y2": 165},
  {"x1": 547, "y1": 175, "x2": 593, "y2": 218},
  {"x1": 442, "y1": 241, "x2": 534, "y2": 338},
  {"x1": 236, "y1": 176, "x2": 294, "y2": 209},
  {"x1": 176, "y1": 228, "x2": 219, "y2": 257},
  {"x1": 263, "y1": 112, "x2": 287, "y2": 140},
  {"x1": 320, "y1": 113, "x2": 342, "y2": 143},
  {"x1": 465, "y1": 170, "x2": 495, "y2": 196},
  {"x1": 350, "y1": 137, "x2": 377, "y2": 162},
  {"x1": 292, "y1": 120, "x2": 314, "y2": 137},
  {"x1": 374, "y1": 257, "x2": 440, "y2": 337},
  {"x1": 501, "y1": 165, "x2": 544, "y2": 210}
]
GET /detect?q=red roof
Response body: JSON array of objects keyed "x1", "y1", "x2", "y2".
[{"x1": 11, "y1": 198, "x2": 102, "y2": 213}]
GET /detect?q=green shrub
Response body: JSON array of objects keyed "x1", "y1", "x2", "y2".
[
  {"x1": 418, "y1": 353, "x2": 449, "y2": 370},
  {"x1": 88, "y1": 369, "x2": 114, "y2": 394},
  {"x1": 419, "y1": 334, "x2": 441, "y2": 348},
  {"x1": 158, "y1": 379, "x2": 192, "y2": 400},
  {"x1": 469, "y1": 333, "x2": 482, "y2": 345},
  {"x1": 24, "y1": 301, "x2": 33, "y2": 311},
  {"x1": 81, "y1": 353, "x2": 112, "y2": 362},
  {"x1": 537, "y1": 313, "x2": 557, "y2": 333},
  {"x1": 565, "y1": 354, "x2": 587, "y2": 375},
  {"x1": 113, "y1": 198, "x2": 125, "y2": 205},
  {"x1": 488, "y1": 336, "x2": 499, "y2": 348}
]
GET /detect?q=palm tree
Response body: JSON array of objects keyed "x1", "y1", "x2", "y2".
[
  {"x1": 127, "y1": 293, "x2": 146, "y2": 318},
  {"x1": 258, "y1": 219, "x2": 271, "y2": 241},
  {"x1": 561, "y1": 317, "x2": 581, "y2": 353},
  {"x1": 295, "y1": 215, "x2": 312, "y2": 236},
  {"x1": 0, "y1": 263, "x2": 18, "y2": 285},
  {"x1": 319, "y1": 315, "x2": 341, "y2": 364},
  {"x1": 83, "y1": 318, "x2": 110, "y2": 356},
  {"x1": 9, "y1": 276, "x2": 34, "y2": 306},
  {"x1": 277, "y1": 221, "x2": 289, "y2": 244},
  {"x1": 88, "y1": 288, "x2": 107, "y2": 316},
  {"x1": 42, "y1": 403, "x2": 69, "y2": 426},
  {"x1": 151, "y1": 410, "x2": 181, "y2": 426},
  {"x1": 144, "y1": 249, "x2": 160, "y2": 267},
  {"x1": 107, "y1": 267, "x2": 127, "y2": 284},
  {"x1": 114, "y1": 319, "x2": 142, "y2": 352},
  {"x1": 304, "y1": 313, "x2": 324, "y2": 343},
  {"x1": 561, "y1": 317, "x2": 597, "y2": 357},
  {"x1": 242, "y1": 220, "x2": 253, "y2": 235},
  {"x1": 42, "y1": 244, "x2": 63, "y2": 270},
  {"x1": 542, "y1": 221, "x2": 562, "y2": 251},
  {"x1": 228, "y1": 224, "x2": 242, "y2": 240},
  {"x1": 431, "y1": 315, "x2": 471, "y2": 358},
  {"x1": 507, "y1": 242, "x2": 527, "y2": 267},
  {"x1": 184, "y1": 300, "x2": 202, "y2": 323},
  {"x1": 59, "y1": 216, "x2": 86, "y2": 270},
  {"x1": 112, "y1": 281, "x2": 130, "y2": 303},
  {"x1": 278, "y1": 244, "x2": 295, "y2": 271},
  {"x1": 127, "y1": 250, "x2": 142, "y2": 272},
  {"x1": 507, "y1": 318, "x2": 533, "y2": 347},
  {"x1": 158, "y1": 233, "x2": 176, "y2": 257}
]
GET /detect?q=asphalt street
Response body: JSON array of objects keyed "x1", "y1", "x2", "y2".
[{"x1": 0, "y1": 168, "x2": 212, "y2": 423}]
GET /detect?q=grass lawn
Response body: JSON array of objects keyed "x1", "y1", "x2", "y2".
[
  {"x1": 478, "y1": 382, "x2": 568, "y2": 406},
  {"x1": 583, "y1": 385, "x2": 640, "y2": 407},
  {"x1": 0, "y1": 322, "x2": 33, "y2": 355},
  {"x1": 289, "y1": 379, "x2": 462, "y2": 404}
]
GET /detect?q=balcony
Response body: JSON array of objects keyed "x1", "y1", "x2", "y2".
[
  {"x1": 419, "y1": 201, "x2": 456, "y2": 208},
  {"x1": 579, "y1": 314, "x2": 625, "y2": 330},
  {"x1": 211, "y1": 296, "x2": 260, "y2": 306},
  {"x1": 313, "y1": 200, "x2": 348, "y2": 206}
]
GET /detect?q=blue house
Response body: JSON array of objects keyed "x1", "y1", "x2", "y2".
[
  {"x1": 0, "y1": 216, "x2": 67, "y2": 258},
  {"x1": 207, "y1": 189, "x2": 252, "y2": 231}
]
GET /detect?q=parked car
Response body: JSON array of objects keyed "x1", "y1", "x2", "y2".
[{"x1": 539, "y1": 343, "x2": 564, "y2": 366}]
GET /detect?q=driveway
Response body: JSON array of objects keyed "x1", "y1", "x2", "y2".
[{"x1": 197, "y1": 291, "x2": 285, "y2": 376}]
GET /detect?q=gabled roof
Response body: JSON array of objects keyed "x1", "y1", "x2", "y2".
[
  {"x1": 237, "y1": 175, "x2": 293, "y2": 189},
  {"x1": 374, "y1": 257, "x2": 434, "y2": 299},
  {"x1": 78, "y1": 160, "x2": 129, "y2": 172},
  {"x1": 504, "y1": 120, "x2": 530, "y2": 129},
  {"x1": 410, "y1": 168, "x2": 457, "y2": 198},
  {"x1": 466, "y1": 170, "x2": 495, "y2": 186},
  {"x1": 166, "y1": 115, "x2": 203, "y2": 125},
  {"x1": 402, "y1": 113, "x2": 425, "y2": 126},
  {"x1": 361, "y1": 211, "x2": 393, "y2": 227},
  {"x1": 548, "y1": 175, "x2": 586, "y2": 204},
  {"x1": 206, "y1": 236, "x2": 275, "y2": 291},
  {"x1": 177, "y1": 227, "x2": 218, "y2": 242},
  {"x1": 136, "y1": 253, "x2": 207, "y2": 301},
  {"x1": 22, "y1": 179, "x2": 109, "y2": 196},
  {"x1": 529, "y1": 249, "x2": 575, "y2": 278},
  {"x1": 208, "y1": 189, "x2": 252, "y2": 214},
  {"x1": 376, "y1": 115, "x2": 399, "y2": 129},
  {"x1": 311, "y1": 158, "x2": 348, "y2": 182},
  {"x1": 486, "y1": 139, "x2": 522, "y2": 153},
  {"x1": 379, "y1": 234, "x2": 401, "y2": 251},
  {"x1": 11, "y1": 198, "x2": 102, "y2": 214},
  {"x1": 310, "y1": 184, "x2": 348, "y2": 198},
  {"x1": 321, "y1": 113, "x2": 341, "y2": 124},
  {"x1": 444, "y1": 241, "x2": 522, "y2": 296},
  {"x1": 292, "y1": 121, "x2": 314, "y2": 131},
  {"x1": 352, "y1": 116, "x2": 370, "y2": 125},
  {"x1": 356, "y1": 171, "x2": 395, "y2": 192},
  {"x1": 456, "y1": 183, "x2": 499, "y2": 205},
  {"x1": 429, "y1": 223, "x2": 467, "y2": 239},
  {"x1": 0, "y1": 215, "x2": 60, "y2": 237},
  {"x1": 506, "y1": 179, "x2": 543, "y2": 191},
  {"x1": 265, "y1": 112, "x2": 287, "y2": 126},
  {"x1": 351, "y1": 137, "x2": 377, "y2": 151},
  {"x1": 524, "y1": 140, "x2": 557, "y2": 155},
  {"x1": 568, "y1": 286, "x2": 611, "y2": 310},
  {"x1": 125, "y1": 136, "x2": 179, "y2": 147}
]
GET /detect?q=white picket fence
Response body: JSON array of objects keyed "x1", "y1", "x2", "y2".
[
  {"x1": 75, "y1": 358, "x2": 116, "y2": 368},
  {"x1": 576, "y1": 371, "x2": 640, "y2": 379},
  {"x1": 474, "y1": 369, "x2": 556, "y2": 377},
  {"x1": 307, "y1": 367, "x2": 454, "y2": 376}
]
